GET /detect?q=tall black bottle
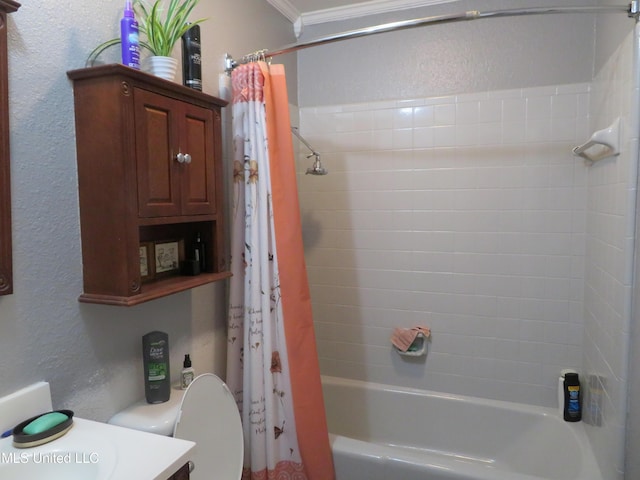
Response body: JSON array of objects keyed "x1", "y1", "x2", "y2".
[
  {"x1": 563, "y1": 372, "x2": 582, "y2": 422},
  {"x1": 193, "y1": 232, "x2": 206, "y2": 272},
  {"x1": 181, "y1": 24, "x2": 202, "y2": 91}
]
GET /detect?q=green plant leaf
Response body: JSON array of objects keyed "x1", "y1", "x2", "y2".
[
  {"x1": 86, "y1": 0, "x2": 206, "y2": 64},
  {"x1": 85, "y1": 38, "x2": 153, "y2": 67},
  {"x1": 134, "y1": 0, "x2": 206, "y2": 57}
]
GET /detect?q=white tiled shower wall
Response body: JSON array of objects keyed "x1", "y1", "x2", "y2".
[
  {"x1": 298, "y1": 84, "x2": 592, "y2": 407},
  {"x1": 292, "y1": 23, "x2": 637, "y2": 480},
  {"x1": 583, "y1": 29, "x2": 636, "y2": 479}
]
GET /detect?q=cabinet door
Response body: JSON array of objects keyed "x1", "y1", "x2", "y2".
[
  {"x1": 168, "y1": 462, "x2": 190, "y2": 480},
  {"x1": 180, "y1": 102, "x2": 216, "y2": 216},
  {"x1": 135, "y1": 88, "x2": 181, "y2": 218}
]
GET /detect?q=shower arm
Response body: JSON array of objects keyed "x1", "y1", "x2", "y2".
[
  {"x1": 291, "y1": 127, "x2": 328, "y2": 175},
  {"x1": 291, "y1": 127, "x2": 320, "y2": 160}
]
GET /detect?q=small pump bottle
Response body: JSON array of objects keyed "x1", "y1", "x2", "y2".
[
  {"x1": 120, "y1": 0, "x2": 140, "y2": 69},
  {"x1": 181, "y1": 354, "x2": 195, "y2": 389}
]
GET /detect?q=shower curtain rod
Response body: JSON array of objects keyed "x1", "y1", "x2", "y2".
[{"x1": 224, "y1": 2, "x2": 638, "y2": 73}]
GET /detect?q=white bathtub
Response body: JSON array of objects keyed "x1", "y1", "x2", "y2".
[{"x1": 322, "y1": 376, "x2": 603, "y2": 480}]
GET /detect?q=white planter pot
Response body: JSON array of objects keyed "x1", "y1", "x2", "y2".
[{"x1": 142, "y1": 56, "x2": 178, "y2": 81}]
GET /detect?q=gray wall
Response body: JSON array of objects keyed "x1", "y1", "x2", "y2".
[
  {"x1": 595, "y1": 0, "x2": 635, "y2": 74},
  {"x1": 1, "y1": 0, "x2": 295, "y2": 422},
  {"x1": 296, "y1": 0, "x2": 611, "y2": 106}
]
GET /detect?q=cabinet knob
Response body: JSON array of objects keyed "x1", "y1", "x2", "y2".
[{"x1": 176, "y1": 152, "x2": 192, "y2": 164}]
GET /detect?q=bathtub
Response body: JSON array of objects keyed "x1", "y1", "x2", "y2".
[{"x1": 321, "y1": 376, "x2": 603, "y2": 480}]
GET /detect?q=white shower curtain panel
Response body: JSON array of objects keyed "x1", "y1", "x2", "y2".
[{"x1": 226, "y1": 64, "x2": 304, "y2": 480}]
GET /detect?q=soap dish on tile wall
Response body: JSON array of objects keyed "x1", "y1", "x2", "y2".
[{"x1": 394, "y1": 333, "x2": 428, "y2": 357}]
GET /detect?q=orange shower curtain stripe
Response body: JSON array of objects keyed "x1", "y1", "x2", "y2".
[{"x1": 259, "y1": 62, "x2": 335, "y2": 480}]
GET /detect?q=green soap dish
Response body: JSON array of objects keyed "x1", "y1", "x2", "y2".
[
  {"x1": 12, "y1": 409, "x2": 74, "y2": 448},
  {"x1": 394, "y1": 333, "x2": 428, "y2": 357}
]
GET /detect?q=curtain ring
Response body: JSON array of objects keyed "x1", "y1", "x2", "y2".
[{"x1": 240, "y1": 49, "x2": 272, "y2": 66}]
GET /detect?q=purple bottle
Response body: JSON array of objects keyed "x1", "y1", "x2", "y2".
[{"x1": 120, "y1": 0, "x2": 140, "y2": 69}]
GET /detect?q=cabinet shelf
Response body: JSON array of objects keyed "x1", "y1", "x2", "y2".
[
  {"x1": 138, "y1": 214, "x2": 217, "y2": 226},
  {"x1": 79, "y1": 271, "x2": 232, "y2": 306},
  {"x1": 68, "y1": 64, "x2": 229, "y2": 306}
]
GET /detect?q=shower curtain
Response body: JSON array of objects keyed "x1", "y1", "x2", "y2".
[{"x1": 226, "y1": 61, "x2": 335, "y2": 480}]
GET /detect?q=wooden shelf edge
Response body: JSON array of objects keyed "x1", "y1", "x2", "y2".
[
  {"x1": 78, "y1": 271, "x2": 232, "y2": 306},
  {"x1": 138, "y1": 214, "x2": 218, "y2": 226}
]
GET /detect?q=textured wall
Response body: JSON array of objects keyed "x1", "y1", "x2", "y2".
[
  {"x1": 296, "y1": 0, "x2": 606, "y2": 106},
  {"x1": 0, "y1": 0, "x2": 295, "y2": 421}
]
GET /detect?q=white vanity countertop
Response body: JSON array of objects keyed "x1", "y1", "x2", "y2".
[{"x1": 0, "y1": 417, "x2": 195, "y2": 480}]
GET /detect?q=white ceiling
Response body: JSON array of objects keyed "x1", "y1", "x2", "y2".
[{"x1": 265, "y1": 0, "x2": 457, "y2": 35}]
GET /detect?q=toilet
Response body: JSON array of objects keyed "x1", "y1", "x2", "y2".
[{"x1": 109, "y1": 373, "x2": 243, "y2": 480}]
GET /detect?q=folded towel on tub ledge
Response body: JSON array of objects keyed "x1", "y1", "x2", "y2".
[{"x1": 390, "y1": 326, "x2": 431, "y2": 352}]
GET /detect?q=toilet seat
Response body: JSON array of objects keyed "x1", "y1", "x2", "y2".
[
  {"x1": 108, "y1": 373, "x2": 243, "y2": 480},
  {"x1": 174, "y1": 374, "x2": 243, "y2": 480}
]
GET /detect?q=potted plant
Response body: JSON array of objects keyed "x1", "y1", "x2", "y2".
[
  {"x1": 86, "y1": 0, "x2": 205, "y2": 81},
  {"x1": 136, "y1": 0, "x2": 205, "y2": 79}
]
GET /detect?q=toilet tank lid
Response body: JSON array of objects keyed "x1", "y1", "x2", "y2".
[{"x1": 108, "y1": 387, "x2": 185, "y2": 436}]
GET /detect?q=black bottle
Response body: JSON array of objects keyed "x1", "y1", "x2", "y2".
[
  {"x1": 194, "y1": 232, "x2": 206, "y2": 272},
  {"x1": 563, "y1": 372, "x2": 581, "y2": 422},
  {"x1": 181, "y1": 24, "x2": 202, "y2": 91}
]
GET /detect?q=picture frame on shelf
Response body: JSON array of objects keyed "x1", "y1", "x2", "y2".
[
  {"x1": 154, "y1": 239, "x2": 183, "y2": 277},
  {"x1": 139, "y1": 242, "x2": 154, "y2": 282}
]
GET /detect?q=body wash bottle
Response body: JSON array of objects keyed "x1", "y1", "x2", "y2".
[
  {"x1": 563, "y1": 372, "x2": 582, "y2": 422},
  {"x1": 142, "y1": 331, "x2": 170, "y2": 403},
  {"x1": 120, "y1": 0, "x2": 140, "y2": 69}
]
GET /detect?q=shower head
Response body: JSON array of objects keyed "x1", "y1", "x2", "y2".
[
  {"x1": 291, "y1": 126, "x2": 328, "y2": 176},
  {"x1": 306, "y1": 154, "x2": 328, "y2": 175}
]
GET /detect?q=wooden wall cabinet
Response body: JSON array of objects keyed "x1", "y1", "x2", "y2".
[
  {"x1": 0, "y1": 0, "x2": 19, "y2": 296},
  {"x1": 67, "y1": 64, "x2": 230, "y2": 306}
]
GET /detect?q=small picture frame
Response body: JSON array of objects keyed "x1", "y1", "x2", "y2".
[
  {"x1": 139, "y1": 242, "x2": 154, "y2": 282},
  {"x1": 154, "y1": 239, "x2": 183, "y2": 276}
]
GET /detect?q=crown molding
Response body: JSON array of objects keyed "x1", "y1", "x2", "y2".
[
  {"x1": 300, "y1": 0, "x2": 457, "y2": 26},
  {"x1": 266, "y1": 0, "x2": 457, "y2": 38},
  {"x1": 266, "y1": 0, "x2": 301, "y2": 23}
]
